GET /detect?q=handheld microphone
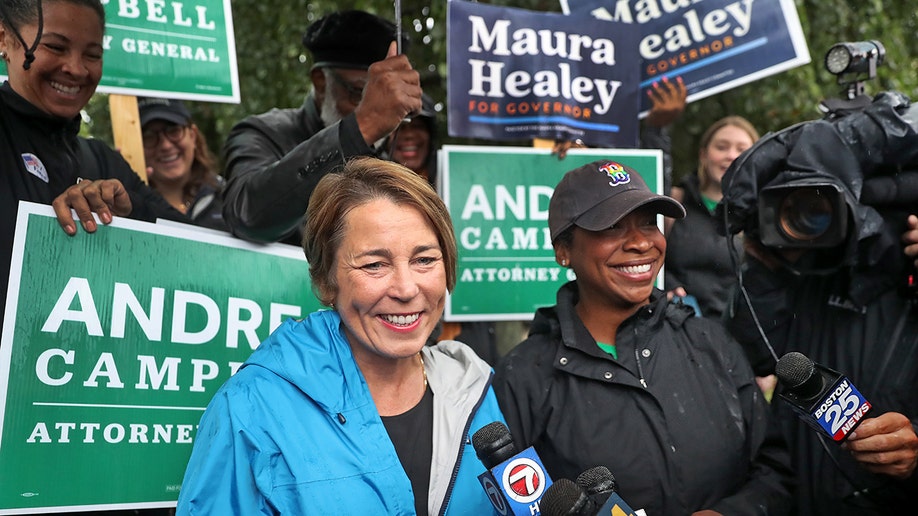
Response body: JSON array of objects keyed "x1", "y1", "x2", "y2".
[
  {"x1": 472, "y1": 421, "x2": 554, "y2": 516},
  {"x1": 579, "y1": 466, "x2": 640, "y2": 516},
  {"x1": 776, "y1": 351, "x2": 872, "y2": 442},
  {"x1": 541, "y1": 466, "x2": 642, "y2": 516},
  {"x1": 575, "y1": 466, "x2": 617, "y2": 504},
  {"x1": 541, "y1": 478, "x2": 596, "y2": 516}
]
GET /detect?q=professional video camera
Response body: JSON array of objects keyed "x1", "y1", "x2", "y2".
[
  {"x1": 717, "y1": 40, "x2": 918, "y2": 278},
  {"x1": 757, "y1": 40, "x2": 888, "y2": 250}
]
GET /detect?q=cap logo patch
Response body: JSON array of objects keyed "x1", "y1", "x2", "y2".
[{"x1": 599, "y1": 162, "x2": 630, "y2": 187}]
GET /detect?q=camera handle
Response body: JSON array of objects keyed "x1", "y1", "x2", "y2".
[{"x1": 818, "y1": 95, "x2": 873, "y2": 120}]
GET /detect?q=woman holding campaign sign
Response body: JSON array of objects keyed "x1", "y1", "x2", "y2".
[
  {"x1": 177, "y1": 157, "x2": 505, "y2": 515},
  {"x1": 493, "y1": 160, "x2": 794, "y2": 515},
  {"x1": 0, "y1": 0, "x2": 184, "y2": 326}
]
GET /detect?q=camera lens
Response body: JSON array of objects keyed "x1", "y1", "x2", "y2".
[{"x1": 778, "y1": 189, "x2": 834, "y2": 241}]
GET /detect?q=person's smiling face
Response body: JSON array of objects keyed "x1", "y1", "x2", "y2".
[
  {"x1": 1, "y1": 1, "x2": 104, "y2": 118},
  {"x1": 142, "y1": 121, "x2": 196, "y2": 186},
  {"x1": 391, "y1": 117, "x2": 431, "y2": 177},
  {"x1": 561, "y1": 206, "x2": 665, "y2": 313},
  {"x1": 700, "y1": 124, "x2": 755, "y2": 187},
  {"x1": 333, "y1": 198, "x2": 446, "y2": 362}
]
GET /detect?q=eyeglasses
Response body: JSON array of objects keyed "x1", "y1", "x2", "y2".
[
  {"x1": 327, "y1": 69, "x2": 366, "y2": 105},
  {"x1": 142, "y1": 124, "x2": 188, "y2": 148}
]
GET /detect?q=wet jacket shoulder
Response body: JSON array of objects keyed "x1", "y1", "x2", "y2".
[
  {"x1": 0, "y1": 82, "x2": 181, "y2": 224},
  {"x1": 177, "y1": 310, "x2": 503, "y2": 515},
  {"x1": 220, "y1": 93, "x2": 375, "y2": 243},
  {"x1": 493, "y1": 282, "x2": 792, "y2": 515}
]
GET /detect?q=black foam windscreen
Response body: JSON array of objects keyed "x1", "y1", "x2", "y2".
[
  {"x1": 776, "y1": 351, "x2": 813, "y2": 388},
  {"x1": 542, "y1": 478, "x2": 590, "y2": 516},
  {"x1": 776, "y1": 352, "x2": 825, "y2": 400},
  {"x1": 471, "y1": 421, "x2": 516, "y2": 469},
  {"x1": 576, "y1": 465, "x2": 617, "y2": 496}
]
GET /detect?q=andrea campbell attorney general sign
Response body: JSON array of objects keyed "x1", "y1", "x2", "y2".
[{"x1": 0, "y1": 203, "x2": 319, "y2": 513}]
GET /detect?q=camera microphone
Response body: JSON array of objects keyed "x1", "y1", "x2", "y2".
[
  {"x1": 775, "y1": 352, "x2": 872, "y2": 442},
  {"x1": 861, "y1": 171, "x2": 918, "y2": 206},
  {"x1": 472, "y1": 421, "x2": 554, "y2": 515}
]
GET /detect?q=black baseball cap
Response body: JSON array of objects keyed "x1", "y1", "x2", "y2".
[
  {"x1": 137, "y1": 97, "x2": 191, "y2": 127},
  {"x1": 548, "y1": 160, "x2": 685, "y2": 241}
]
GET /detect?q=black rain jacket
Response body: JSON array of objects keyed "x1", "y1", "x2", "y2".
[
  {"x1": 494, "y1": 282, "x2": 793, "y2": 515},
  {"x1": 665, "y1": 174, "x2": 743, "y2": 319},
  {"x1": 0, "y1": 82, "x2": 184, "y2": 327},
  {"x1": 728, "y1": 257, "x2": 918, "y2": 516},
  {"x1": 718, "y1": 90, "x2": 918, "y2": 515}
]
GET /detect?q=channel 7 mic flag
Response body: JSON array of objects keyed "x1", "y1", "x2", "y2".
[
  {"x1": 776, "y1": 351, "x2": 872, "y2": 442},
  {"x1": 473, "y1": 421, "x2": 553, "y2": 515}
]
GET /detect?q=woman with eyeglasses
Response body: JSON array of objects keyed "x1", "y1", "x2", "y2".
[
  {"x1": 0, "y1": 0, "x2": 186, "y2": 327},
  {"x1": 138, "y1": 97, "x2": 227, "y2": 231}
]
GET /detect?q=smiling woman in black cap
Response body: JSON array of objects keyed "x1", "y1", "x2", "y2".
[
  {"x1": 493, "y1": 160, "x2": 794, "y2": 515},
  {"x1": 138, "y1": 97, "x2": 226, "y2": 231}
]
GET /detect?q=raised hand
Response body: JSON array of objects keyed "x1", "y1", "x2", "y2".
[{"x1": 355, "y1": 41, "x2": 423, "y2": 145}]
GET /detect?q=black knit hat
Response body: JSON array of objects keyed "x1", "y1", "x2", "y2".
[{"x1": 302, "y1": 10, "x2": 406, "y2": 70}]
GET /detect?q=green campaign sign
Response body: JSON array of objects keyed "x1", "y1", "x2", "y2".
[
  {"x1": 440, "y1": 145, "x2": 662, "y2": 321},
  {"x1": 0, "y1": 203, "x2": 320, "y2": 513},
  {"x1": 0, "y1": 0, "x2": 239, "y2": 103}
]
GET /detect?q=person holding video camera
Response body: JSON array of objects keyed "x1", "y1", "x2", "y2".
[{"x1": 719, "y1": 90, "x2": 918, "y2": 515}]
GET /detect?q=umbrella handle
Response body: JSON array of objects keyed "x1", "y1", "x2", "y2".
[{"x1": 395, "y1": 0, "x2": 403, "y2": 55}]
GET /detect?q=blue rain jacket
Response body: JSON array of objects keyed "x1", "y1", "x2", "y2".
[{"x1": 177, "y1": 310, "x2": 504, "y2": 515}]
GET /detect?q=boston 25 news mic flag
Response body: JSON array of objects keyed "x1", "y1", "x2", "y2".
[
  {"x1": 473, "y1": 421, "x2": 553, "y2": 515},
  {"x1": 775, "y1": 351, "x2": 872, "y2": 442}
]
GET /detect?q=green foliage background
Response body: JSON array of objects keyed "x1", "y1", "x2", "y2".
[{"x1": 85, "y1": 0, "x2": 918, "y2": 186}]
